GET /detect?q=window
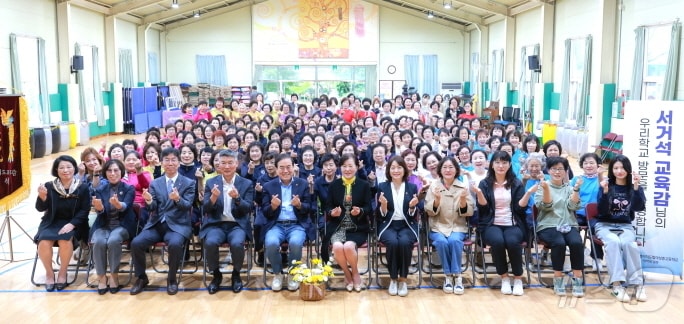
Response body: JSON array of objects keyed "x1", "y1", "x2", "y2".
[
  {"x1": 642, "y1": 25, "x2": 669, "y2": 100},
  {"x1": 15, "y1": 36, "x2": 41, "y2": 127},
  {"x1": 567, "y1": 38, "x2": 587, "y2": 122}
]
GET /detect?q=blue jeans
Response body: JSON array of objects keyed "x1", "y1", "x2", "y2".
[
  {"x1": 429, "y1": 231, "x2": 467, "y2": 275},
  {"x1": 265, "y1": 223, "x2": 306, "y2": 273},
  {"x1": 595, "y1": 222, "x2": 642, "y2": 285}
]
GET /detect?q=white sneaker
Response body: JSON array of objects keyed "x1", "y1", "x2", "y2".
[
  {"x1": 397, "y1": 281, "x2": 408, "y2": 297},
  {"x1": 612, "y1": 285, "x2": 629, "y2": 302},
  {"x1": 512, "y1": 278, "x2": 524, "y2": 296},
  {"x1": 500, "y1": 277, "x2": 512, "y2": 295},
  {"x1": 442, "y1": 276, "x2": 454, "y2": 294},
  {"x1": 272, "y1": 274, "x2": 283, "y2": 291},
  {"x1": 388, "y1": 280, "x2": 398, "y2": 296},
  {"x1": 636, "y1": 285, "x2": 648, "y2": 302},
  {"x1": 453, "y1": 276, "x2": 465, "y2": 295},
  {"x1": 287, "y1": 277, "x2": 300, "y2": 291}
]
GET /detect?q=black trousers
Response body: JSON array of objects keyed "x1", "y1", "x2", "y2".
[
  {"x1": 203, "y1": 222, "x2": 247, "y2": 273},
  {"x1": 131, "y1": 221, "x2": 185, "y2": 282},
  {"x1": 537, "y1": 227, "x2": 584, "y2": 272},
  {"x1": 379, "y1": 220, "x2": 417, "y2": 280},
  {"x1": 484, "y1": 225, "x2": 524, "y2": 276}
]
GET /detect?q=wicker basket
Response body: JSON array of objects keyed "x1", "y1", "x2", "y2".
[{"x1": 299, "y1": 282, "x2": 326, "y2": 301}]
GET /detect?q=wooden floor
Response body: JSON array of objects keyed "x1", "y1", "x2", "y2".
[{"x1": 0, "y1": 134, "x2": 681, "y2": 322}]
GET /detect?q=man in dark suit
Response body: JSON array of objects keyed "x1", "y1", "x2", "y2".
[
  {"x1": 261, "y1": 153, "x2": 312, "y2": 292},
  {"x1": 201, "y1": 150, "x2": 254, "y2": 294},
  {"x1": 130, "y1": 148, "x2": 196, "y2": 295}
]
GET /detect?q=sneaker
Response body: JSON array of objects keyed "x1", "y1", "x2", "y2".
[
  {"x1": 553, "y1": 277, "x2": 566, "y2": 296},
  {"x1": 500, "y1": 277, "x2": 512, "y2": 295},
  {"x1": 453, "y1": 276, "x2": 465, "y2": 295},
  {"x1": 512, "y1": 279, "x2": 524, "y2": 296},
  {"x1": 287, "y1": 277, "x2": 300, "y2": 291},
  {"x1": 397, "y1": 281, "x2": 408, "y2": 297},
  {"x1": 635, "y1": 285, "x2": 648, "y2": 302},
  {"x1": 271, "y1": 274, "x2": 283, "y2": 291},
  {"x1": 442, "y1": 276, "x2": 454, "y2": 294},
  {"x1": 571, "y1": 277, "x2": 584, "y2": 297},
  {"x1": 612, "y1": 285, "x2": 630, "y2": 302},
  {"x1": 388, "y1": 280, "x2": 398, "y2": 296}
]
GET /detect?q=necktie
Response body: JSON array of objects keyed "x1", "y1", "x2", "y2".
[{"x1": 162, "y1": 179, "x2": 174, "y2": 223}]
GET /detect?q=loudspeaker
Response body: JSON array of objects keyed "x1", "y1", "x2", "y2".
[
  {"x1": 72, "y1": 55, "x2": 84, "y2": 71},
  {"x1": 528, "y1": 55, "x2": 540, "y2": 71}
]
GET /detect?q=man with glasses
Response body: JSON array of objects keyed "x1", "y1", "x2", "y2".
[
  {"x1": 201, "y1": 150, "x2": 255, "y2": 294},
  {"x1": 130, "y1": 147, "x2": 196, "y2": 295},
  {"x1": 261, "y1": 153, "x2": 313, "y2": 292}
]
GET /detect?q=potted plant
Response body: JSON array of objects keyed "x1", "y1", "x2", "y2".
[{"x1": 288, "y1": 258, "x2": 334, "y2": 301}]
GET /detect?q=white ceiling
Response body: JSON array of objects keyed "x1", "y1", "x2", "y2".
[{"x1": 61, "y1": 0, "x2": 553, "y2": 30}]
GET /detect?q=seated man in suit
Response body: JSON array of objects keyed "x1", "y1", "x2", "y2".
[
  {"x1": 201, "y1": 150, "x2": 255, "y2": 294},
  {"x1": 261, "y1": 153, "x2": 313, "y2": 292},
  {"x1": 130, "y1": 147, "x2": 196, "y2": 295}
]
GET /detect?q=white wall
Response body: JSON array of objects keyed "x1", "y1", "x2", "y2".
[
  {"x1": 618, "y1": 0, "x2": 684, "y2": 100},
  {"x1": 488, "y1": 20, "x2": 505, "y2": 54},
  {"x1": 514, "y1": 8, "x2": 542, "y2": 81},
  {"x1": 377, "y1": 6, "x2": 466, "y2": 90},
  {"x1": 71, "y1": 5, "x2": 106, "y2": 81},
  {"x1": 164, "y1": 6, "x2": 253, "y2": 85},
  {"x1": 116, "y1": 18, "x2": 138, "y2": 84},
  {"x1": 0, "y1": 0, "x2": 58, "y2": 93},
  {"x1": 553, "y1": 0, "x2": 602, "y2": 86}
]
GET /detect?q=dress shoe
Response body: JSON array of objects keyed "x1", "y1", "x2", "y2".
[
  {"x1": 130, "y1": 277, "x2": 149, "y2": 295},
  {"x1": 45, "y1": 274, "x2": 55, "y2": 292},
  {"x1": 208, "y1": 272, "x2": 222, "y2": 295},
  {"x1": 109, "y1": 285, "x2": 122, "y2": 294},
  {"x1": 167, "y1": 281, "x2": 179, "y2": 295},
  {"x1": 55, "y1": 280, "x2": 69, "y2": 291},
  {"x1": 97, "y1": 278, "x2": 109, "y2": 295},
  {"x1": 231, "y1": 274, "x2": 243, "y2": 293}
]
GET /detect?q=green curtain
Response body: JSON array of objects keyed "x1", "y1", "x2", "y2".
[
  {"x1": 662, "y1": 21, "x2": 681, "y2": 100},
  {"x1": 578, "y1": 36, "x2": 592, "y2": 127},
  {"x1": 118, "y1": 49, "x2": 134, "y2": 88},
  {"x1": 559, "y1": 39, "x2": 571, "y2": 122},
  {"x1": 9, "y1": 34, "x2": 21, "y2": 94},
  {"x1": 92, "y1": 46, "x2": 105, "y2": 126},
  {"x1": 365, "y1": 65, "x2": 377, "y2": 98},
  {"x1": 37, "y1": 37, "x2": 51, "y2": 125},
  {"x1": 630, "y1": 27, "x2": 646, "y2": 100},
  {"x1": 75, "y1": 43, "x2": 87, "y2": 121}
]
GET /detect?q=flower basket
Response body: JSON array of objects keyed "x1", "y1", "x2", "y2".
[{"x1": 299, "y1": 282, "x2": 326, "y2": 301}]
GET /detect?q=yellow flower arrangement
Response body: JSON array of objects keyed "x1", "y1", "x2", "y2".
[{"x1": 288, "y1": 258, "x2": 335, "y2": 284}]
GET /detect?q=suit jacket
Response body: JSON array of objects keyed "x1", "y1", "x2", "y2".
[
  {"x1": 90, "y1": 181, "x2": 138, "y2": 240},
  {"x1": 323, "y1": 178, "x2": 372, "y2": 242},
  {"x1": 260, "y1": 177, "x2": 313, "y2": 232},
  {"x1": 144, "y1": 174, "x2": 196, "y2": 239},
  {"x1": 375, "y1": 181, "x2": 421, "y2": 240},
  {"x1": 200, "y1": 174, "x2": 255, "y2": 240}
]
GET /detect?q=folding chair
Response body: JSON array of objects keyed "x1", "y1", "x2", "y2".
[
  {"x1": 31, "y1": 238, "x2": 84, "y2": 287},
  {"x1": 262, "y1": 240, "x2": 315, "y2": 288},
  {"x1": 593, "y1": 132, "x2": 618, "y2": 162},
  {"x1": 421, "y1": 216, "x2": 475, "y2": 289},
  {"x1": 324, "y1": 232, "x2": 372, "y2": 291},
  {"x1": 475, "y1": 229, "x2": 531, "y2": 289},
  {"x1": 372, "y1": 213, "x2": 422, "y2": 289},
  {"x1": 584, "y1": 202, "x2": 609, "y2": 286},
  {"x1": 201, "y1": 240, "x2": 254, "y2": 289}
]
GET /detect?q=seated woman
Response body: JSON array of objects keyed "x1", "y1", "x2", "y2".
[
  {"x1": 34, "y1": 155, "x2": 91, "y2": 291},
  {"x1": 424, "y1": 157, "x2": 474, "y2": 295},
  {"x1": 91, "y1": 159, "x2": 138, "y2": 294},
  {"x1": 324, "y1": 154, "x2": 372, "y2": 292},
  {"x1": 570, "y1": 152, "x2": 604, "y2": 270},
  {"x1": 475, "y1": 151, "x2": 527, "y2": 296},
  {"x1": 377, "y1": 156, "x2": 421, "y2": 297},
  {"x1": 534, "y1": 156, "x2": 584, "y2": 297},
  {"x1": 596, "y1": 155, "x2": 647, "y2": 302}
]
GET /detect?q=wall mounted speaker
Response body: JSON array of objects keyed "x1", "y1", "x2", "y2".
[
  {"x1": 72, "y1": 55, "x2": 84, "y2": 71},
  {"x1": 528, "y1": 55, "x2": 540, "y2": 71}
]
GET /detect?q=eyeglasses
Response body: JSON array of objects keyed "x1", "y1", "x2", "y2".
[{"x1": 549, "y1": 168, "x2": 566, "y2": 173}]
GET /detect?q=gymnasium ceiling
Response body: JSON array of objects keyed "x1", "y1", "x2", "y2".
[{"x1": 60, "y1": 0, "x2": 554, "y2": 30}]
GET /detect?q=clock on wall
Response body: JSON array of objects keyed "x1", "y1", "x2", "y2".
[{"x1": 387, "y1": 65, "x2": 396, "y2": 74}]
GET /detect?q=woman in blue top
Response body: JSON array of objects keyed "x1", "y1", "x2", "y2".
[
  {"x1": 596, "y1": 155, "x2": 647, "y2": 303},
  {"x1": 569, "y1": 153, "x2": 604, "y2": 269}
]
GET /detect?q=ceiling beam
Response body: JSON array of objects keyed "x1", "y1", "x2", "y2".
[
  {"x1": 365, "y1": 0, "x2": 466, "y2": 31},
  {"x1": 413, "y1": 0, "x2": 483, "y2": 25},
  {"x1": 64, "y1": 0, "x2": 111, "y2": 15},
  {"x1": 509, "y1": 1, "x2": 542, "y2": 16},
  {"x1": 142, "y1": 0, "x2": 232, "y2": 25},
  {"x1": 110, "y1": 0, "x2": 165, "y2": 16},
  {"x1": 450, "y1": 0, "x2": 509, "y2": 16},
  {"x1": 164, "y1": 1, "x2": 257, "y2": 31}
]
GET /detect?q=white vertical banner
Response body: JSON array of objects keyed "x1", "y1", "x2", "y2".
[{"x1": 623, "y1": 101, "x2": 683, "y2": 277}]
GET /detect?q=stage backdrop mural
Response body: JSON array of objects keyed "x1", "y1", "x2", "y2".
[
  {"x1": 0, "y1": 95, "x2": 31, "y2": 214},
  {"x1": 253, "y1": 0, "x2": 379, "y2": 64},
  {"x1": 623, "y1": 100, "x2": 683, "y2": 277}
]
